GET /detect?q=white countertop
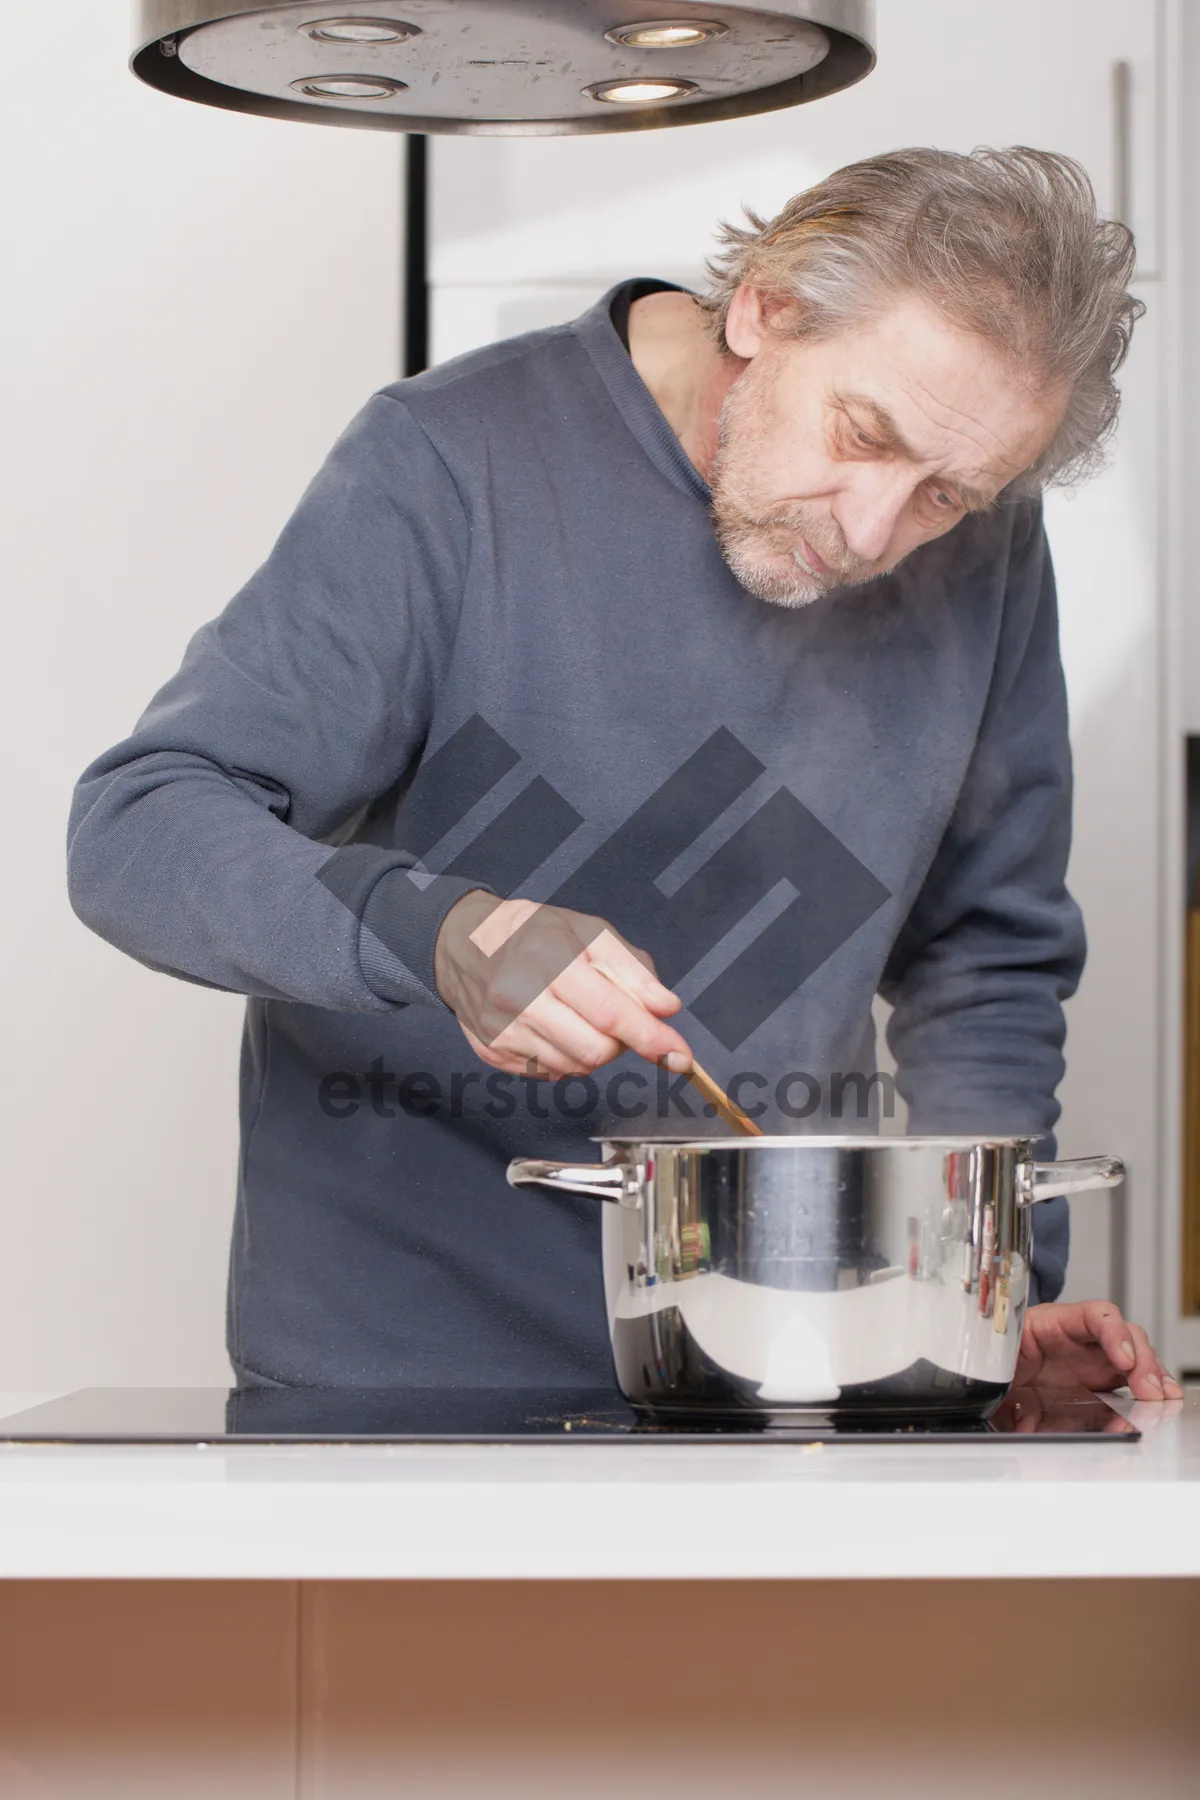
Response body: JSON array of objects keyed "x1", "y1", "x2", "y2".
[{"x1": 0, "y1": 1389, "x2": 1196, "y2": 1581}]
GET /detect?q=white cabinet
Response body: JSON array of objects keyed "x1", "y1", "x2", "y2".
[{"x1": 429, "y1": 3, "x2": 1177, "y2": 1337}]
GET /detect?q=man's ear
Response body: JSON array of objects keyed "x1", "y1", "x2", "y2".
[{"x1": 725, "y1": 283, "x2": 794, "y2": 358}]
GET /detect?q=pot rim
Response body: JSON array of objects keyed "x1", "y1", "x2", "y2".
[{"x1": 592, "y1": 1133, "x2": 1037, "y2": 1151}]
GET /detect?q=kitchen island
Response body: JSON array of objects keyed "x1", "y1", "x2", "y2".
[
  {"x1": 0, "y1": 1388, "x2": 1197, "y2": 1581},
  {"x1": 0, "y1": 1389, "x2": 1196, "y2": 1798}
]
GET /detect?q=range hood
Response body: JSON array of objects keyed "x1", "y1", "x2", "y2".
[{"x1": 132, "y1": 1, "x2": 875, "y2": 136}]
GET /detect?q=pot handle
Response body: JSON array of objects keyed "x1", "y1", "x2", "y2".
[
  {"x1": 506, "y1": 1157, "x2": 636, "y2": 1205},
  {"x1": 1023, "y1": 1154, "x2": 1125, "y2": 1205}
]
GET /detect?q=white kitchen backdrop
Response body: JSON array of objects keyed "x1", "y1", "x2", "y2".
[
  {"x1": 1, "y1": 1, "x2": 1195, "y2": 1386},
  {"x1": 0, "y1": 2, "x2": 401, "y2": 1386}
]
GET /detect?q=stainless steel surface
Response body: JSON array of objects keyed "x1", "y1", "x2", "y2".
[
  {"x1": 585, "y1": 76, "x2": 701, "y2": 103},
  {"x1": 304, "y1": 16, "x2": 423, "y2": 41},
  {"x1": 507, "y1": 1135, "x2": 1125, "y2": 1417},
  {"x1": 132, "y1": 1, "x2": 875, "y2": 135},
  {"x1": 1025, "y1": 1153, "x2": 1125, "y2": 1202},
  {"x1": 294, "y1": 71, "x2": 408, "y2": 94},
  {"x1": 605, "y1": 18, "x2": 730, "y2": 47}
]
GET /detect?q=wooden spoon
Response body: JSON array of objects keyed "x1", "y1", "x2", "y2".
[{"x1": 591, "y1": 960, "x2": 765, "y2": 1138}]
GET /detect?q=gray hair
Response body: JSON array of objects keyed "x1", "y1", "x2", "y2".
[{"x1": 700, "y1": 146, "x2": 1143, "y2": 495}]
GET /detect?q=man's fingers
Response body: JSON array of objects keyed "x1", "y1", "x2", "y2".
[
  {"x1": 1018, "y1": 1303, "x2": 1183, "y2": 1401},
  {"x1": 1015, "y1": 1313, "x2": 1050, "y2": 1383},
  {"x1": 585, "y1": 928, "x2": 681, "y2": 1015},
  {"x1": 1123, "y1": 1322, "x2": 1166, "y2": 1400},
  {"x1": 516, "y1": 991, "x2": 623, "y2": 1074},
  {"x1": 557, "y1": 959, "x2": 692, "y2": 1071},
  {"x1": 463, "y1": 1023, "x2": 555, "y2": 1077},
  {"x1": 482, "y1": 1016, "x2": 597, "y2": 1080},
  {"x1": 447, "y1": 899, "x2": 691, "y2": 1080},
  {"x1": 1073, "y1": 1305, "x2": 1162, "y2": 1396},
  {"x1": 1070, "y1": 1303, "x2": 1183, "y2": 1395},
  {"x1": 1079, "y1": 1302, "x2": 1139, "y2": 1374}
]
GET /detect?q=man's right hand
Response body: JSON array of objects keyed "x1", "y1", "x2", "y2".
[{"x1": 433, "y1": 890, "x2": 692, "y2": 1079}]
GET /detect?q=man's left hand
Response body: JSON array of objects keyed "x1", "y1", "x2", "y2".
[{"x1": 1016, "y1": 1301, "x2": 1182, "y2": 1399}]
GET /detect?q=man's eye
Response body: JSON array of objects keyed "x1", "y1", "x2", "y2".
[
  {"x1": 930, "y1": 487, "x2": 959, "y2": 511},
  {"x1": 853, "y1": 427, "x2": 877, "y2": 448}
]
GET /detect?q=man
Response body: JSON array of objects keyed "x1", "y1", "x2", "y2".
[{"x1": 69, "y1": 145, "x2": 1178, "y2": 1400}]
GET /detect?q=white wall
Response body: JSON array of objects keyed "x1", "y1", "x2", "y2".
[{"x1": 0, "y1": 3, "x2": 401, "y2": 1386}]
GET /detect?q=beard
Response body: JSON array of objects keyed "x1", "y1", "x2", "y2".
[{"x1": 708, "y1": 361, "x2": 880, "y2": 608}]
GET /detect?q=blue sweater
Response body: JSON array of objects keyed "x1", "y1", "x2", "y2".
[{"x1": 67, "y1": 284, "x2": 1084, "y2": 1386}]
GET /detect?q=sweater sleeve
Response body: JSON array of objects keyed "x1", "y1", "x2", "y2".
[
  {"x1": 67, "y1": 391, "x2": 487, "y2": 1013},
  {"x1": 878, "y1": 503, "x2": 1086, "y2": 1303}
]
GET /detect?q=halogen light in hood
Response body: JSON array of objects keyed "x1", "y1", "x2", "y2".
[{"x1": 132, "y1": 1, "x2": 875, "y2": 136}]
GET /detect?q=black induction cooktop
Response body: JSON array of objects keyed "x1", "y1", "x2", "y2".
[{"x1": 0, "y1": 1386, "x2": 1139, "y2": 1444}]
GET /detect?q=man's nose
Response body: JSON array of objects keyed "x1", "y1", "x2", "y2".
[{"x1": 833, "y1": 472, "x2": 912, "y2": 565}]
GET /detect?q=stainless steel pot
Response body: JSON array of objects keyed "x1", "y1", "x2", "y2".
[{"x1": 507, "y1": 1136, "x2": 1124, "y2": 1419}]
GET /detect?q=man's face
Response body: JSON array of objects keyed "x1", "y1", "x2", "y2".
[{"x1": 709, "y1": 293, "x2": 1067, "y2": 606}]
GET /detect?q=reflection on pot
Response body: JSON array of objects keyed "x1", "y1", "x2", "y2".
[{"x1": 507, "y1": 1136, "x2": 1122, "y2": 1419}]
